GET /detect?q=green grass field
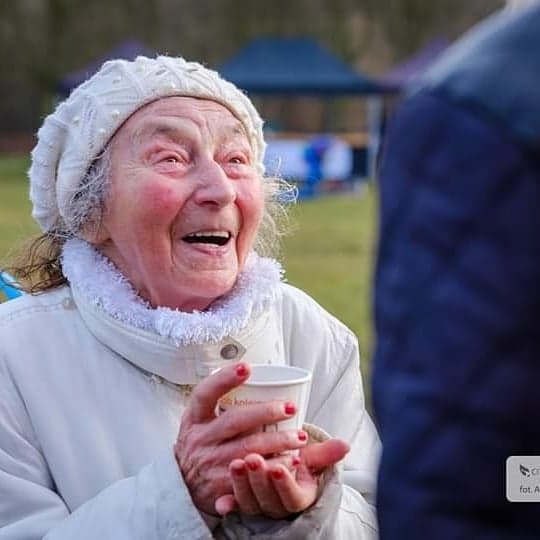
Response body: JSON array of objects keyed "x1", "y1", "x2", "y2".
[
  {"x1": 0, "y1": 156, "x2": 378, "y2": 399},
  {"x1": 0, "y1": 156, "x2": 36, "y2": 256},
  {"x1": 281, "y1": 187, "x2": 378, "y2": 386}
]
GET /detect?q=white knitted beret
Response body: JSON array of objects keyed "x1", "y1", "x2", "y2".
[{"x1": 29, "y1": 55, "x2": 266, "y2": 233}]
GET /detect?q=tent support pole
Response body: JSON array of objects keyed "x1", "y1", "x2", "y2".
[{"x1": 366, "y1": 95, "x2": 383, "y2": 181}]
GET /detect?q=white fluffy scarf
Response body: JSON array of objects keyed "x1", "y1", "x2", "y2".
[{"x1": 62, "y1": 238, "x2": 283, "y2": 346}]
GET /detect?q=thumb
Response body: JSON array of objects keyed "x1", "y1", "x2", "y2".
[{"x1": 300, "y1": 439, "x2": 350, "y2": 473}]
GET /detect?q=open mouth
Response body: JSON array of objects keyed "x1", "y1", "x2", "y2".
[{"x1": 182, "y1": 230, "x2": 232, "y2": 247}]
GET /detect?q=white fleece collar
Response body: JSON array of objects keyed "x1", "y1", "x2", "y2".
[{"x1": 61, "y1": 238, "x2": 283, "y2": 347}]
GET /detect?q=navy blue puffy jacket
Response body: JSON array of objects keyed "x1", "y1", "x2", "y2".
[{"x1": 373, "y1": 6, "x2": 540, "y2": 539}]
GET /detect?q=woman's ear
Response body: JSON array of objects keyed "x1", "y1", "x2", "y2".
[{"x1": 78, "y1": 214, "x2": 110, "y2": 246}]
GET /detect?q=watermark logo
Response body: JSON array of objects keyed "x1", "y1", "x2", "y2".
[{"x1": 507, "y1": 456, "x2": 540, "y2": 502}]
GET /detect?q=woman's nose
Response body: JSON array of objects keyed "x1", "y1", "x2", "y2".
[{"x1": 193, "y1": 160, "x2": 236, "y2": 207}]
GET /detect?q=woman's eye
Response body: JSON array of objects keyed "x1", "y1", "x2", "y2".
[
  {"x1": 151, "y1": 151, "x2": 187, "y2": 172},
  {"x1": 152, "y1": 152, "x2": 187, "y2": 167},
  {"x1": 228, "y1": 154, "x2": 247, "y2": 165}
]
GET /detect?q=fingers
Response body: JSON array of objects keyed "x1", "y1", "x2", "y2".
[
  {"x1": 300, "y1": 438, "x2": 350, "y2": 473},
  {"x1": 234, "y1": 428, "x2": 308, "y2": 461},
  {"x1": 215, "y1": 400, "x2": 299, "y2": 440},
  {"x1": 269, "y1": 463, "x2": 318, "y2": 513},
  {"x1": 214, "y1": 439, "x2": 350, "y2": 519},
  {"x1": 231, "y1": 456, "x2": 288, "y2": 518},
  {"x1": 265, "y1": 451, "x2": 302, "y2": 473},
  {"x1": 213, "y1": 397, "x2": 302, "y2": 436},
  {"x1": 228, "y1": 459, "x2": 262, "y2": 515},
  {"x1": 186, "y1": 363, "x2": 250, "y2": 423},
  {"x1": 227, "y1": 454, "x2": 318, "y2": 519},
  {"x1": 215, "y1": 493, "x2": 238, "y2": 516}
]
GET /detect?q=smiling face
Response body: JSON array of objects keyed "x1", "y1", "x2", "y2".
[{"x1": 90, "y1": 96, "x2": 265, "y2": 312}]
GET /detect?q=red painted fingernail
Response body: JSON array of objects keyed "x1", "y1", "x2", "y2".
[
  {"x1": 272, "y1": 468, "x2": 284, "y2": 480},
  {"x1": 236, "y1": 364, "x2": 248, "y2": 377},
  {"x1": 298, "y1": 431, "x2": 307, "y2": 442},
  {"x1": 284, "y1": 402, "x2": 296, "y2": 415},
  {"x1": 292, "y1": 456, "x2": 301, "y2": 466},
  {"x1": 247, "y1": 460, "x2": 259, "y2": 471},
  {"x1": 232, "y1": 464, "x2": 245, "y2": 476}
]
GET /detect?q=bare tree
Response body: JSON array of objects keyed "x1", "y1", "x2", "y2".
[{"x1": 0, "y1": 0, "x2": 505, "y2": 134}]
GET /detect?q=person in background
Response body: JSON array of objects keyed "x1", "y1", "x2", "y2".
[
  {"x1": 0, "y1": 55, "x2": 380, "y2": 539},
  {"x1": 373, "y1": 1, "x2": 540, "y2": 538},
  {"x1": 302, "y1": 135, "x2": 332, "y2": 198}
]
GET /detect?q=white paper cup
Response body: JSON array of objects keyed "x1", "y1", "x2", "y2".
[{"x1": 218, "y1": 364, "x2": 312, "y2": 432}]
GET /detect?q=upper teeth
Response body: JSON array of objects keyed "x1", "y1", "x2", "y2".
[{"x1": 187, "y1": 231, "x2": 230, "y2": 238}]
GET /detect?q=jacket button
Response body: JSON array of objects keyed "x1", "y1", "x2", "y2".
[{"x1": 220, "y1": 343, "x2": 239, "y2": 360}]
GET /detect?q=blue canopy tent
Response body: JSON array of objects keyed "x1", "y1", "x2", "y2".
[
  {"x1": 219, "y1": 37, "x2": 382, "y2": 96},
  {"x1": 56, "y1": 39, "x2": 155, "y2": 97},
  {"x1": 218, "y1": 37, "x2": 386, "y2": 180}
]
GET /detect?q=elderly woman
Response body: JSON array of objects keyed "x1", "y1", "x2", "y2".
[{"x1": 0, "y1": 56, "x2": 379, "y2": 539}]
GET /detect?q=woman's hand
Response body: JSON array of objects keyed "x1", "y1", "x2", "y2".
[
  {"x1": 214, "y1": 438, "x2": 350, "y2": 519},
  {"x1": 174, "y1": 363, "x2": 309, "y2": 516}
]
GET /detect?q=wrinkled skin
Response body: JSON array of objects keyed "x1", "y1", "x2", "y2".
[
  {"x1": 91, "y1": 96, "x2": 264, "y2": 311},
  {"x1": 175, "y1": 363, "x2": 350, "y2": 518}
]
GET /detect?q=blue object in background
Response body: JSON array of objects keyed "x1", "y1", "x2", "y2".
[
  {"x1": 301, "y1": 135, "x2": 333, "y2": 199},
  {"x1": 0, "y1": 272, "x2": 23, "y2": 300}
]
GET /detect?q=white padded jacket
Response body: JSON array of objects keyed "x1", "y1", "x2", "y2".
[{"x1": 0, "y1": 276, "x2": 379, "y2": 539}]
